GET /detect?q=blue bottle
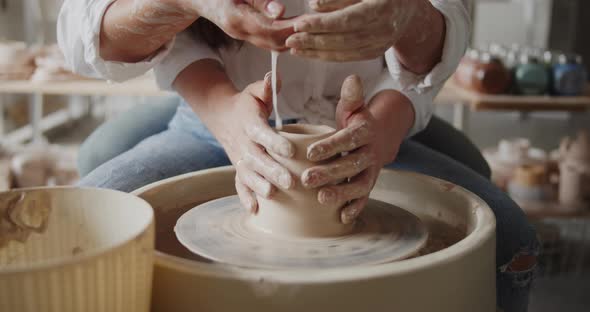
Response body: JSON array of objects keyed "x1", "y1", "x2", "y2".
[{"x1": 552, "y1": 54, "x2": 588, "y2": 96}]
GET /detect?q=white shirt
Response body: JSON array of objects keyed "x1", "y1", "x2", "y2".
[{"x1": 57, "y1": 0, "x2": 470, "y2": 136}]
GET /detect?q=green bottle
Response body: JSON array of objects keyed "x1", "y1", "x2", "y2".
[{"x1": 515, "y1": 54, "x2": 549, "y2": 95}]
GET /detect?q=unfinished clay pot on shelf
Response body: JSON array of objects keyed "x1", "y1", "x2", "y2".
[
  {"x1": 507, "y1": 164, "x2": 553, "y2": 201},
  {"x1": 558, "y1": 131, "x2": 590, "y2": 210},
  {"x1": 483, "y1": 138, "x2": 547, "y2": 190},
  {"x1": 175, "y1": 124, "x2": 428, "y2": 269},
  {"x1": 0, "y1": 41, "x2": 35, "y2": 81},
  {"x1": 0, "y1": 188, "x2": 154, "y2": 312}
]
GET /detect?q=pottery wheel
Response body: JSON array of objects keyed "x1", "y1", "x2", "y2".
[{"x1": 175, "y1": 196, "x2": 428, "y2": 269}]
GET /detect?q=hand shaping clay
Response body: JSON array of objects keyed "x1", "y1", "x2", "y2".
[
  {"x1": 250, "y1": 124, "x2": 353, "y2": 238},
  {"x1": 174, "y1": 125, "x2": 428, "y2": 269}
]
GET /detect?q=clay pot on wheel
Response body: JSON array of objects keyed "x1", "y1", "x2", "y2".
[
  {"x1": 174, "y1": 124, "x2": 428, "y2": 269},
  {"x1": 136, "y1": 165, "x2": 496, "y2": 312},
  {"x1": 252, "y1": 124, "x2": 352, "y2": 237}
]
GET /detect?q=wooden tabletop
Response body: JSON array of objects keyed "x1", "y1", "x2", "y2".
[
  {"x1": 0, "y1": 76, "x2": 171, "y2": 97},
  {"x1": 437, "y1": 81, "x2": 590, "y2": 112}
]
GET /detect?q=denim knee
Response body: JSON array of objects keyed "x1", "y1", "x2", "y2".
[{"x1": 496, "y1": 214, "x2": 540, "y2": 312}]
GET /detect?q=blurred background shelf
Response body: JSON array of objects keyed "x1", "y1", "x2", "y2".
[
  {"x1": 442, "y1": 81, "x2": 590, "y2": 111},
  {"x1": 436, "y1": 81, "x2": 590, "y2": 131},
  {"x1": 0, "y1": 76, "x2": 170, "y2": 144},
  {"x1": 0, "y1": 76, "x2": 170, "y2": 97}
]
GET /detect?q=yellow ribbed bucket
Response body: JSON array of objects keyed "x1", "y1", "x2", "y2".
[{"x1": 0, "y1": 187, "x2": 154, "y2": 312}]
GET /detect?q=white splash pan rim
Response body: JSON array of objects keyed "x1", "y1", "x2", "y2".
[
  {"x1": 0, "y1": 186, "x2": 154, "y2": 275},
  {"x1": 134, "y1": 166, "x2": 496, "y2": 284}
]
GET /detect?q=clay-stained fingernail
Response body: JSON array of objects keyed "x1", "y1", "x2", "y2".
[
  {"x1": 278, "y1": 173, "x2": 293, "y2": 189},
  {"x1": 307, "y1": 145, "x2": 325, "y2": 161},
  {"x1": 341, "y1": 205, "x2": 361, "y2": 224},
  {"x1": 302, "y1": 170, "x2": 323, "y2": 188},
  {"x1": 307, "y1": 150, "x2": 318, "y2": 161},
  {"x1": 318, "y1": 188, "x2": 336, "y2": 205},
  {"x1": 277, "y1": 143, "x2": 294, "y2": 158},
  {"x1": 266, "y1": 1, "x2": 283, "y2": 18}
]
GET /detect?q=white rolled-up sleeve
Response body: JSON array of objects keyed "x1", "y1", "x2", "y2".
[
  {"x1": 153, "y1": 31, "x2": 223, "y2": 91},
  {"x1": 370, "y1": 0, "x2": 470, "y2": 136},
  {"x1": 57, "y1": 0, "x2": 175, "y2": 82}
]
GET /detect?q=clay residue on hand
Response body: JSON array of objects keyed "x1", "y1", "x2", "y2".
[{"x1": 0, "y1": 190, "x2": 52, "y2": 248}]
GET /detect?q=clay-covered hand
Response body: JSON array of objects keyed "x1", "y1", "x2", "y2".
[
  {"x1": 222, "y1": 73, "x2": 295, "y2": 213},
  {"x1": 179, "y1": 0, "x2": 295, "y2": 50},
  {"x1": 286, "y1": 0, "x2": 420, "y2": 61},
  {"x1": 301, "y1": 75, "x2": 397, "y2": 224}
]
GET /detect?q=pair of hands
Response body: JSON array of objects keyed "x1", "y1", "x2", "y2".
[
  {"x1": 179, "y1": 0, "x2": 420, "y2": 61},
  {"x1": 224, "y1": 74, "x2": 401, "y2": 224}
]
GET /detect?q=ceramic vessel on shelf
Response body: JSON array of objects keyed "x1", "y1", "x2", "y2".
[
  {"x1": 0, "y1": 41, "x2": 35, "y2": 80},
  {"x1": 515, "y1": 54, "x2": 549, "y2": 95},
  {"x1": 0, "y1": 41, "x2": 32, "y2": 66},
  {"x1": 553, "y1": 54, "x2": 588, "y2": 96},
  {"x1": 454, "y1": 49, "x2": 480, "y2": 90},
  {"x1": 507, "y1": 164, "x2": 552, "y2": 201},
  {"x1": 558, "y1": 131, "x2": 590, "y2": 210},
  {"x1": 483, "y1": 138, "x2": 547, "y2": 190},
  {"x1": 455, "y1": 49, "x2": 511, "y2": 94},
  {"x1": 543, "y1": 50, "x2": 557, "y2": 95}
]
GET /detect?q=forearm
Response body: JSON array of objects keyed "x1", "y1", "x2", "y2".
[
  {"x1": 368, "y1": 90, "x2": 415, "y2": 164},
  {"x1": 100, "y1": 0, "x2": 198, "y2": 62},
  {"x1": 393, "y1": 0, "x2": 445, "y2": 75},
  {"x1": 173, "y1": 59, "x2": 239, "y2": 148}
]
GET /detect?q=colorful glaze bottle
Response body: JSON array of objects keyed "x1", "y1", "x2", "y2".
[
  {"x1": 515, "y1": 54, "x2": 549, "y2": 95},
  {"x1": 454, "y1": 49, "x2": 480, "y2": 90},
  {"x1": 552, "y1": 54, "x2": 588, "y2": 96},
  {"x1": 543, "y1": 51, "x2": 557, "y2": 95},
  {"x1": 505, "y1": 50, "x2": 520, "y2": 94},
  {"x1": 472, "y1": 52, "x2": 511, "y2": 94}
]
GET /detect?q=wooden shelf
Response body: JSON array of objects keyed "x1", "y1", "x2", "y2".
[
  {"x1": 518, "y1": 199, "x2": 590, "y2": 220},
  {"x1": 0, "y1": 76, "x2": 171, "y2": 97},
  {"x1": 0, "y1": 76, "x2": 172, "y2": 144},
  {"x1": 437, "y1": 81, "x2": 590, "y2": 112}
]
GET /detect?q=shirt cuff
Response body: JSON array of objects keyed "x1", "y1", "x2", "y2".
[
  {"x1": 80, "y1": 0, "x2": 175, "y2": 82},
  {"x1": 385, "y1": 0, "x2": 470, "y2": 94},
  {"x1": 366, "y1": 70, "x2": 439, "y2": 137},
  {"x1": 154, "y1": 31, "x2": 223, "y2": 91}
]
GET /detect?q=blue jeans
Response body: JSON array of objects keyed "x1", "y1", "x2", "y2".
[{"x1": 79, "y1": 99, "x2": 538, "y2": 312}]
